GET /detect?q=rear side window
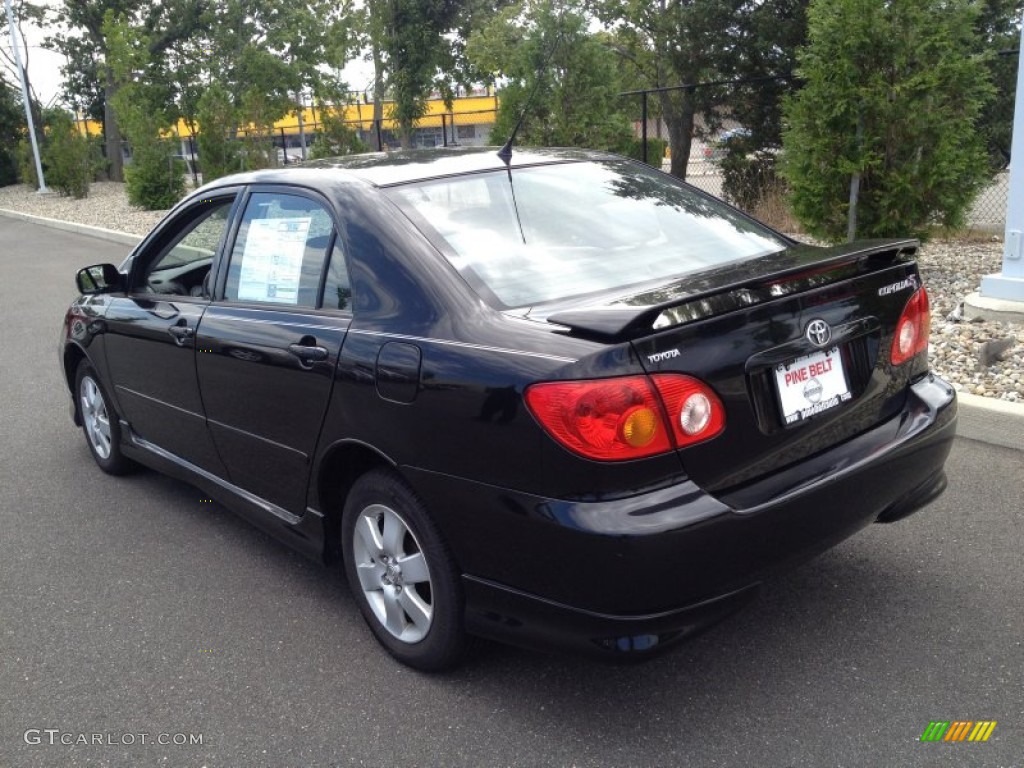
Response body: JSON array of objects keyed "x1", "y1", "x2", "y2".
[
  {"x1": 224, "y1": 192, "x2": 334, "y2": 308},
  {"x1": 387, "y1": 160, "x2": 786, "y2": 308}
]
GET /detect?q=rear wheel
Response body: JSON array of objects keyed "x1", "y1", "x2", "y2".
[
  {"x1": 75, "y1": 360, "x2": 134, "y2": 475},
  {"x1": 341, "y1": 469, "x2": 465, "y2": 671}
]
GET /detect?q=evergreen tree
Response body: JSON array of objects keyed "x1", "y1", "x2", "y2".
[{"x1": 783, "y1": 0, "x2": 994, "y2": 241}]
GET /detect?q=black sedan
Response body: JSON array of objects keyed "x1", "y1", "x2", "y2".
[{"x1": 61, "y1": 147, "x2": 957, "y2": 670}]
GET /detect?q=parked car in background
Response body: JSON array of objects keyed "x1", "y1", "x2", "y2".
[
  {"x1": 61, "y1": 147, "x2": 957, "y2": 670},
  {"x1": 704, "y1": 127, "x2": 752, "y2": 163}
]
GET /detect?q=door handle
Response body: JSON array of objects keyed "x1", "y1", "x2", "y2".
[
  {"x1": 168, "y1": 324, "x2": 195, "y2": 345},
  {"x1": 288, "y1": 343, "x2": 328, "y2": 364}
]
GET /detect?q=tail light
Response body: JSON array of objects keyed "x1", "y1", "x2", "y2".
[
  {"x1": 524, "y1": 374, "x2": 724, "y2": 461},
  {"x1": 890, "y1": 287, "x2": 931, "y2": 366}
]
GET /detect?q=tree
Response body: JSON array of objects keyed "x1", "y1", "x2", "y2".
[
  {"x1": 468, "y1": 0, "x2": 633, "y2": 151},
  {"x1": 361, "y1": 0, "x2": 497, "y2": 148},
  {"x1": 0, "y1": 79, "x2": 25, "y2": 186},
  {"x1": 52, "y1": 0, "x2": 204, "y2": 181},
  {"x1": 181, "y1": 0, "x2": 355, "y2": 168},
  {"x1": 973, "y1": 0, "x2": 1024, "y2": 169},
  {"x1": 595, "y1": 0, "x2": 747, "y2": 179},
  {"x1": 783, "y1": 0, "x2": 994, "y2": 242},
  {"x1": 195, "y1": 82, "x2": 239, "y2": 182},
  {"x1": 0, "y1": 0, "x2": 47, "y2": 149},
  {"x1": 104, "y1": 12, "x2": 184, "y2": 208}
]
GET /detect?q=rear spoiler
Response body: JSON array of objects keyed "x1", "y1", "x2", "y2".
[{"x1": 546, "y1": 239, "x2": 918, "y2": 342}]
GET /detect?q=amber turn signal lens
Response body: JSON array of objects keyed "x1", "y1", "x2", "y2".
[{"x1": 619, "y1": 406, "x2": 659, "y2": 447}]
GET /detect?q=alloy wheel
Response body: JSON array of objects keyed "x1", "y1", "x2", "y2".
[
  {"x1": 351, "y1": 503, "x2": 433, "y2": 643},
  {"x1": 80, "y1": 375, "x2": 112, "y2": 460}
]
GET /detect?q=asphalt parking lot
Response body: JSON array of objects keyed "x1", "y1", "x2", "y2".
[{"x1": 1, "y1": 215, "x2": 1022, "y2": 768}]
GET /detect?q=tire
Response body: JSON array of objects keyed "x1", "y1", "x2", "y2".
[
  {"x1": 75, "y1": 360, "x2": 135, "y2": 476},
  {"x1": 341, "y1": 469, "x2": 465, "y2": 671}
]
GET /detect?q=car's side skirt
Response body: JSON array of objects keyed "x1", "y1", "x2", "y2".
[{"x1": 120, "y1": 422, "x2": 328, "y2": 563}]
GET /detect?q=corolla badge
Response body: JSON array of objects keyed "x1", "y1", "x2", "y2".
[{"x1": 805, "y1": 319, "x2": 832, "y2": 348}]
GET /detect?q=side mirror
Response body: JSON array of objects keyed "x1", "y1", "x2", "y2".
[{"x1": 76, "y1": 264, "x2": 124, "y2": 295}]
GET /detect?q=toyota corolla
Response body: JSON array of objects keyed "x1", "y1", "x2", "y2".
[{"x1": 60, "y1": 147, "x2": 957, "y2": 670}]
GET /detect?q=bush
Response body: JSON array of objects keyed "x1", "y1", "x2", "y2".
[
  {"x1": 308, "y1": 113, "x2": 368, "y2": 159},
  {"x1": 43, "y1": 112, "x2": 97, "y2": 198},
  {"x1": 17, "y1": 137, "x2": 37, "y2": 188},
  {"x1": 721, "y1": 151, "x2": 779, "y2": 212},
  {"x1": 125, "y1": 141, "x2": 185, "y2": 210},
  {"x1": 619, "y1": 137, "x2": 668, "y2": 168}
]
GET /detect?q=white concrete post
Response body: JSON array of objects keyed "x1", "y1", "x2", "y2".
[{"x1": 981, "y1": 12, "x2": 1024, "y2": 302}]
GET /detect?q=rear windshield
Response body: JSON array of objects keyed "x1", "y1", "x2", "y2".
[{"x1": 387, "y1": 158, "x2": 787, "y2": 308}]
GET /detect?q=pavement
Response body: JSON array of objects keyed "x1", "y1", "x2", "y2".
[
  {"x1": 1, "y1": 214, "x2": 1022, "y2": 768},
  {"x1": 5, "y1": 205, "x2": 1024, "y2": 451}
]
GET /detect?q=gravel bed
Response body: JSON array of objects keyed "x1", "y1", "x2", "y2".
[
  {"x1": 916, "y1": 240, "x2": 1023, "y2": 402},
  {"x1": 0, "y1": 181, "x2": 168, "y2": 235},
  {"x1": 1, "y1": 181, "x2": 1022, "y2": 401}
]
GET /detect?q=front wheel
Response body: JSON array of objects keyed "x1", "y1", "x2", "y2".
[
  {"x1": 75, "y1": 360, "x2": 135, "y2": 475},
  {"x1": 341, "y1": 469, "x2": 465, "y2": 671}
]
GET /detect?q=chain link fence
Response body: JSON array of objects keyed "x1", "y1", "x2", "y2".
[{"x1": 628, "y1": 74, "x2": 1014, "y2": 235}]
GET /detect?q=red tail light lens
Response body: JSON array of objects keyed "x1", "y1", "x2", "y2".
[
  {"x1": 524, "y1": 374, "x2": 724, "y2": 461},
  {"x1": 890, "y1": 287, "x2": 931, "y2": 366}
]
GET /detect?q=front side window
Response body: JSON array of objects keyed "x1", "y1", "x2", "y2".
[
  {"x1": 387, "y1": 159, "x2": 787, "y2": 308},
  {"x1": 224, "y1": 192, "x2": 335, "y2": 308},
  {"x1": 140, "y1": 199, "x2": 233, "y2": 296}
]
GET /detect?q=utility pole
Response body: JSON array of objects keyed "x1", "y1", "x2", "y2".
[{"x1": 4, "y1": 0, "x2": 47, "y2": 193}]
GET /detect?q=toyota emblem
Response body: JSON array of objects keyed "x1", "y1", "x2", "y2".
[{"x1": 805, "y1": 319, "x2": 832, "y2": 347}]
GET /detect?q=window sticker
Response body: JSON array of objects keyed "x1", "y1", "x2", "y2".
[{"x1": 236, "y1": 217, "x2": 311, "y2": 304}]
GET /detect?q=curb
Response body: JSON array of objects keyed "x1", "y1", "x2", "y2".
[
  {"x1": 0, "y1": 207, "x2": 144, "y2": 247},
  {"x1": 3, "y1": 205, "x2": 1023, "y2": 452},
  {"x1": 955, "y1": 392, "x2": 1024, "y2": 452}
]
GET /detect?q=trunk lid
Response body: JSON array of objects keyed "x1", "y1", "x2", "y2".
[{"x1": 544, "y1": 239, "x2": 927, "y2": 493}]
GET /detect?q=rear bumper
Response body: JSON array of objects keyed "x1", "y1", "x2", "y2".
[{"x1": 405, "y1": 374, "x2": 957, "y2": 658}]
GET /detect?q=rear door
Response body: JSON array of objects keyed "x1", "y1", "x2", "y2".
[{"x1": 195, "y1": 187, "x2": 352, "y2": 514}]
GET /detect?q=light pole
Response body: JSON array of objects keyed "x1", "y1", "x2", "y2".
[{"x1": 4, "y1": 0, "x2": 47, "y2": 193}]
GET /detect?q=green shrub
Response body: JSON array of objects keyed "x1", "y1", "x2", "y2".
[
  {"x1": 309, "y1": 115, "x2": 368, "y2": 159},
  {"x1": 43, "y1": 112, "x2": 96, "y2": 198},
  {"x1": 17, "y1": 137, "x2": 37, "y2": 188},
  {"x1": 125, "y1": 141, "x2": 185, "y2": 210},
  {"x1": 721, "y1": 151, "x2": 779, "y2": 212},
  {"x1": 619, "y1": 137, "x2": 668, "y2": 168}
]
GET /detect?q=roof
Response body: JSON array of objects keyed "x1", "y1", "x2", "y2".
[{"x1": 201, "y1": 147, "x2": 604, "y2": 193}]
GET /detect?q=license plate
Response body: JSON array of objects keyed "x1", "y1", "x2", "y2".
[{"x1": 774, "y1": 347, "x2": 852, "y2": 426}]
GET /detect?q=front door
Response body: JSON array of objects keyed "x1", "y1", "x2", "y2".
[{"x1": 102, "y1": 193, "x2": 239, "y2": 475}]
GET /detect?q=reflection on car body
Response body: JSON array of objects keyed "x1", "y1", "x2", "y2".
[{"x1": 60, "y1": 147, "x2": 956, "y2": 670}]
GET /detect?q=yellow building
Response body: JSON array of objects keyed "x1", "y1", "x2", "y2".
[{"x1": 77, "y1": 92, "x2": 500, "y2": 152}]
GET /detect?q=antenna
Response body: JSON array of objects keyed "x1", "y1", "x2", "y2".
[{"x1": 496, "y1": 9, "x2": 567, "y2": 164}]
